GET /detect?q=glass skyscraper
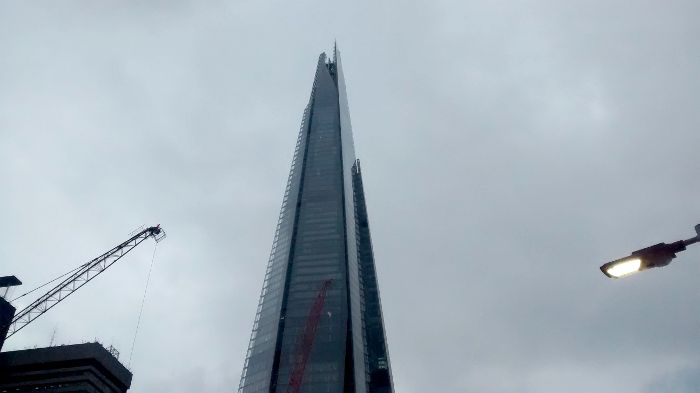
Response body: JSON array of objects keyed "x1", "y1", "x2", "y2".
[{"x1": 238, "y1": 47, "x2": 393, "y2": 393}]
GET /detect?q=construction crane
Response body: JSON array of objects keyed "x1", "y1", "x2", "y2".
[
  {"x1": 3, "y1": 225, "x2": 165, "y2": 341},
  {"x1": 287, "y1": 279, "x2": 333, "y2": 393}
]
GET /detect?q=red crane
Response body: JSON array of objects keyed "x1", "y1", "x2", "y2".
[{"x1": 287, "y1": 279, "x2": 332, "y2": 393}]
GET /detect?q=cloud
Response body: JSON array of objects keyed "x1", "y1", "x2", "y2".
[
  {"x1": 644, "y1": 366, "x2": 700, "y2": 393},
  {"x1": 2, "y1": 1, "x2": 700, "y2": 392}
]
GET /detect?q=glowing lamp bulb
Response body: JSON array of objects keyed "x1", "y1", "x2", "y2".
[{"x1": 603, "y1": 258, "x2": 642, "y2": 278}]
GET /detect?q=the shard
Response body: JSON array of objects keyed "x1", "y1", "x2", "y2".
[{"x1": 238, "y1": 47, "x2": 394, "y2": 393}]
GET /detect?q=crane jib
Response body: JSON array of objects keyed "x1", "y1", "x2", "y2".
[{"x1": 2, "y1": 225, "x2": 165, "y2": 340}]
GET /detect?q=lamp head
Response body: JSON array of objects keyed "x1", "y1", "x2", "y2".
[{"x1": 600, "y1": 242, "x2": 681, "y2": 279}]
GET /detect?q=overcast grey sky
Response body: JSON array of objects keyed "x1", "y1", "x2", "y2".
[{"x1": 2, "y1": 1, "x2": 700, "y2": 392}]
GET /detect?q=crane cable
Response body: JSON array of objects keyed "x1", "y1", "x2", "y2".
[
  {"x1": 9, "y1": 261, "x2": 91, "y2": 303},
  {"x1": 128, "y1": 242, "x2": 159, "y2": 368}
]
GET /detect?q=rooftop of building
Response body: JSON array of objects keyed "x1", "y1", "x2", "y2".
[{"x1": 0, "y1": 341, "x2": 132, "y2": 391}]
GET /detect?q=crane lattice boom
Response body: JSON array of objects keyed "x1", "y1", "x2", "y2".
[{"x1": 5, "y1": 226, "x2": 165, "y2": 339}]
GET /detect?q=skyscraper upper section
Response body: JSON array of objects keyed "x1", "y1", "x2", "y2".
[{"x1": 238, "y1": 47, "x2": 393, "y2": 393}]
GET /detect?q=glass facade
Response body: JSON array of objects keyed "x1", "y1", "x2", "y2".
[
  {"x1": 353, "y1": 162, "x2": 393, "y2": 393},
  {"x1": 238, "y1": 48, "x2": 393, "y2": 393}
]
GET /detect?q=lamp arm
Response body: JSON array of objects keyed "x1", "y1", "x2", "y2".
[{"x1": 681, "y1": 224, "x2": 700, "y2": 247}]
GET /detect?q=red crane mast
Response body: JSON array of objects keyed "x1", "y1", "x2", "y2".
[{"x1": 286, "y1": 279, "x2": 332, "y2": 393}]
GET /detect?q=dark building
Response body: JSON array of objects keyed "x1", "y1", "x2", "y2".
[
  {"x1": 238, "y1": 47, "x2": 394, "y2": 393},
  {"x1": 0, "y1": 298, "x2": 15, "y2": 352},
  {"x1": 0, "y1": 342, "x2": 132, "y2": 392},
  {"x1": 0, "y1": 276, "x2": 21, "y2": 351}
]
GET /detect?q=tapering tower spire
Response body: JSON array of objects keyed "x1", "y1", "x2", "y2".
[{"x1": 238, "y1": 47, "x2": 393, "y2": 393}]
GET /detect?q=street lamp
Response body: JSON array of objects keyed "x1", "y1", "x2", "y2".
[{"x1": 600, "y1": 224, "x2": 700, "y2": 279}]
